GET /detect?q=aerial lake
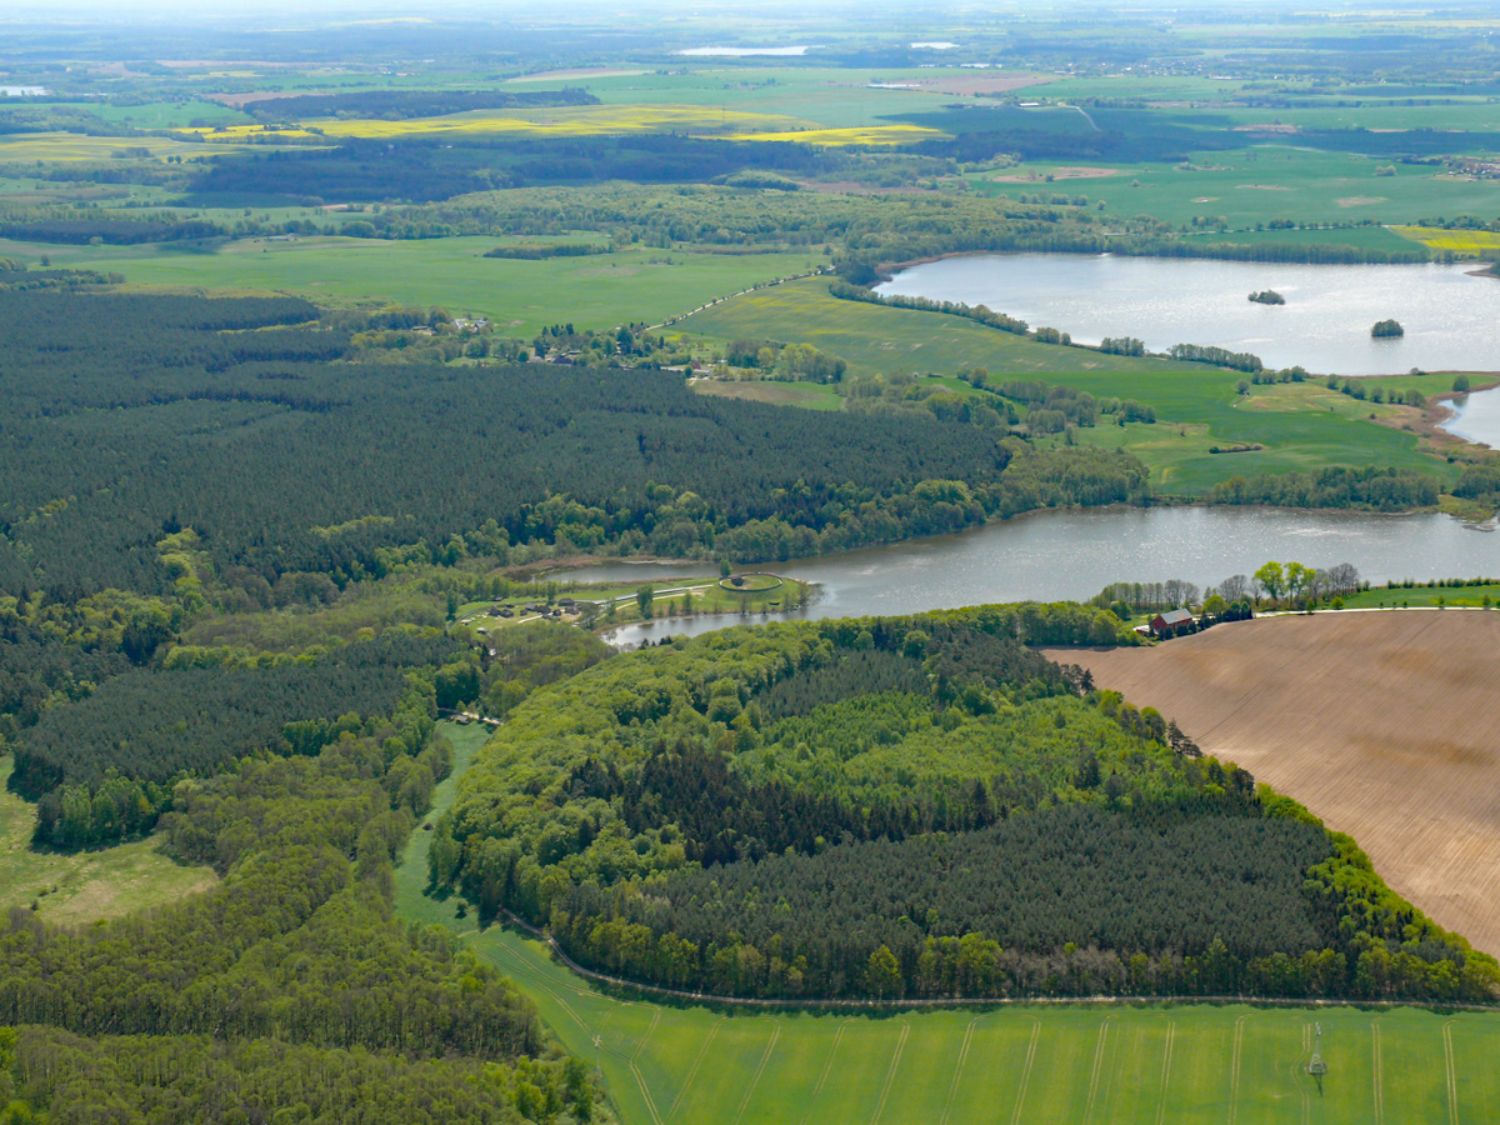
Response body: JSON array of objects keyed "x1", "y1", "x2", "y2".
[
  {"x1": 875, "y1": 253, "x2": 1500, "y2": 375},
  {"x1": 1441, "y1": 385, "x2": 1500, "y2": 448},
  {"x1": 562, "y1": 506, "x2": 1499, "y2": 647}
]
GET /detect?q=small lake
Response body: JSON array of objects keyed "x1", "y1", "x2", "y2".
[
  {"x1": 1440, "y1": 385, "x2": 1500, "y2": 449},
  {"x1": 875, "y1": 253, "x2": 1500, "y2": 376},
  {"x1": 563, "y1": 506, "x2": 1499, "y2": 647}
]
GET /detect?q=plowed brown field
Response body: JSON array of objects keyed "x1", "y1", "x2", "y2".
[{"x1": 1045, "y1": 611, "x2": 1500, "y2": 956}]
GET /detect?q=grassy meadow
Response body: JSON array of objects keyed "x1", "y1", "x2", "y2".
[
  {"x1": 3, "y1": 236, "x2": 827, "y2": 336},
  {"x1": 973, "y1": 147, "x2": 1500, "y2": 230},
  {"x1": 1339, "y1": 584, "x2": 1500, "y2": 609},
  {"x1": 502, "y1": 66, "x2": 1022, "y2": 128},
  {"x1": 397, "y1": 722, "x2": 1500, "y2": 1125},
  {"x1": 678, "y1": 277, "x2": 1447, "y2": 495},
  {"x1": 0, "y1": 757, "x2": 216, "y2": 926}
]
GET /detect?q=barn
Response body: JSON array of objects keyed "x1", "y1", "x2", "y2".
[{"x1": 1149, "y1": 607, "x2": 1195, "y2": 639}]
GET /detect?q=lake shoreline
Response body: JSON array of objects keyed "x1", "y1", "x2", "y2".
[
  {"x1": 874, "y1": 250, "x2": 1500, "y2": 376},
  {"x1": 543, "y1": 494, "x2": 1491, "y2": 588}
]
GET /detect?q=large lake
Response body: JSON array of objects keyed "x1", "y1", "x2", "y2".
[
  {"x1": 562, "y1": 506, "x2": 1499, "y2": 647},
  {"x1": 875, "y1": 253, "x2": 1500, "y2": 375}
]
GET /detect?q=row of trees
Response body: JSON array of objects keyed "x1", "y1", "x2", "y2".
[
  {"x1": 1209, "y1": 466, "x2": 1439, "y2": 511},
  {"x1": 1248, "y1": 559, "x2": 1364, "y2": 607}
]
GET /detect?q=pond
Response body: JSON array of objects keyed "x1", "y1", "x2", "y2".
[
  {"x1": 874, "y1": 253, "x2": 1500, "y2": 376},
  {"x1": 563, "y1": 505, "x2": 1500, "y2": 647},
  {"x1": 1440, "y1": 385, "x2": 1500, "y2": 449}
]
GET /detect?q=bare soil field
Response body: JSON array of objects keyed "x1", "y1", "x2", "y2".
[
  {"x1": 990, "y1": 165, "x2": 1119, "y2": 182},
  {"x1": 1045, "y1": 611, "x2": 1500, "y2": 956}
]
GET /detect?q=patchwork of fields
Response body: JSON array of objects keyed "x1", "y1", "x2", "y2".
[
  {"x1": 1053, "y1": 611, "x2": 1500, "y2": 958},
  {"x1": 677, "y1": 277, "x2": 1447, "y2": 495},
  {"x1": 181, "y1": 103, "x2": 813, "y2": 141},
  {"x1": 1, "y1": 236, "x2": 827, "y2": 337},
  {"x1": 397, "y1": 723, "x2": 1500, "y2": 1125}
]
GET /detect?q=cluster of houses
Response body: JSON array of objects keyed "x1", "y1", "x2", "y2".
[{"x1": 484, "y1": 597, "x2": 579, "y2": 621}]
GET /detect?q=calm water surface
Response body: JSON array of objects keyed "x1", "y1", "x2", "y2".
[
  {"x1": 1440, "y1": 385, "x2": 1500, "y2": 448},
  {"x1": 568, "y1": 506, "x2": 1499, "y2": 647},
  {"x1": 876, "y1": 253, "x2": 1500, "y2": 375}
]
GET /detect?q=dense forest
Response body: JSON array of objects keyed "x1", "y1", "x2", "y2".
[
  {"x1": 0, "y1": 288, "x2": 1162, "y2": 599},
  {"x1": 437, "y1": 613, "x2": 1499, "y2": 1004},
  {"x1": 16, "y1": 629, "x2": 463, "y2": 847},
  {"x1": 0, "y1": 626, "x2": 613, "y2": 1122},
  {"x1": 188, "y1": 135, "x2": 844, "y2": 205}
]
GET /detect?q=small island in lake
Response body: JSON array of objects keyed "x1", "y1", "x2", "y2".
[
  {"x1": 1372, "y1": 318, "x2": 1405, "y2": 338},
  {"x1": 1248, "y1": 289, "x2": 1285, "y2": 305}
]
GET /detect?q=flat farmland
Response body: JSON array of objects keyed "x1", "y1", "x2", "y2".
[
  {"x1": 7, "y1": 236, "x2": 826, "y2": 337},
  {"x1": 1048, "y1": 611, "x2": 1500, "y2": 956}
]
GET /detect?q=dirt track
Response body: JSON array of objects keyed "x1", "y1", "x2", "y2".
[{"x1": 1045, "y1": 612, "x2": 1500, "y2": 957}]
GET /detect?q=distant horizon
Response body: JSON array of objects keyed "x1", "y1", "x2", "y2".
[{"x1": 1, "y1": 0, "x2": 1468, "y2": 29}]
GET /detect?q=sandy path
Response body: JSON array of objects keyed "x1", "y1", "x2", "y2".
[{"x1": 1045, "y1": 612, "x2": 1500, "y2": 956}]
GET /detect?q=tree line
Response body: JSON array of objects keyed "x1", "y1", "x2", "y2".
[{"x1": 1208, "y1": 466, "x2": 1439, "y2": 511}]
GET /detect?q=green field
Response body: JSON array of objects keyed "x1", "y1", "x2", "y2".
[
  {"x1": 678, "y1": 278, "x2": 1448, "y2": 495},
  {"x1": 398, "y1": 722, "x2": 1500, "y2": 1125},
  {"x1": 0, "y1": 756, "x2": 216, "y2": 925},
  {"x1": 0, "y1": 236, "x2": 827, "y2": 336},
  {"x1": 505, "y1": 66, "x2": 999, "y2": 128},
  {"x1": 1339, "y1": 584, "x2": 1500, "y2": 609},
  {"x1": 973, "y1": 147, "x2": 1500, "y2": 230}
]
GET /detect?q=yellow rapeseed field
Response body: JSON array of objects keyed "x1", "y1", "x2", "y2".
[
  {"x1": 1393, "y1": 224, "x2": 1500, "y2": 255},
  {"x1": 0, "y1": 132, "x2": 253, "y2": 162},
  {"x1": 178, "y1": 104, "x2": 805, "y2": 142},
  {"x1": 717, "y1": 123, "x2": 950, "y2": 146}
]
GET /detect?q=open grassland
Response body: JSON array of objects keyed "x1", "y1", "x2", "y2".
[
  {"x1": 1341, "y1": 584, "x2": 1500, "y2": 609},
  {"x1": 0, "y1": 756, "x2": 216, "y2": 926},
  {"x1": 81, "y1": 98, "x2": 254, "y2": 129},
  {"x1": 693, "y1": 377, "x2": 844, "y2": 411},
  {"x1": 7, "y1": 236, "x2": 826, "y2": 337},
  {"x1": 679, "y1": 277, "x2": 1178, "y2": 378},
  {"x1": 1051, "y1": 612, "x2": 1500, "y2": 958},
  {"x1": 502, "y1": 66, "x2": 986, "y2": 128},
  {"x1": 678, "y1": 278, "x2": 1445, "y2": 495},
  {"x1": 1394, "y1": 226, "x2": 1500, "y2": 256},
  {"x1": 180, "y1": 104, "x2": 808, "y2": 142},
  {"x1": 398, "y1": 723, "x2": 1500, "y2": 1124},
  {"x1": 973, "y1": 147, "x2": 1500, "y2": 229}
]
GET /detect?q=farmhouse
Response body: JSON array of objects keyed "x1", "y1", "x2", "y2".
[{"x1": 1149, "y1": 608, "x2": 1195, "y2": 639}]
